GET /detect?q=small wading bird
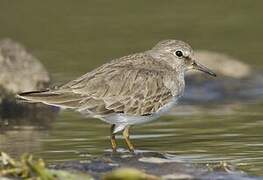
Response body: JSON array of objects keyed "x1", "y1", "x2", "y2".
[{"x1": 18, "y1": 40, "x2": 216, "y2": 153}]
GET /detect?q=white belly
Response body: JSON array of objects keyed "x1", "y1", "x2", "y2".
[{"x1": 100, "y1": 97, "x2": 179, "y2": 126}]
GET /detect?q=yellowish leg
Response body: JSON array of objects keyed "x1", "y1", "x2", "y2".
[
  {"x1": 123, "y1": 126, "x2": 135, "y2": 153},
  {"x1": 110, "y1": 124, "x2": 117, "y2": 152}
]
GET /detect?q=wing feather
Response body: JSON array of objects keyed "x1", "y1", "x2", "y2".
[{"x1": 18, "y1": 53, "x2": 179, "y2": 116}]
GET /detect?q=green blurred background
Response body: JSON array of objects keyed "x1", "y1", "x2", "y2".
[
  {"x1": 1, "y1": 0, "x2": 263, "y2": 176},
  {"x1": 0, "y1": 0, "x2": 262, "y2": 81}
]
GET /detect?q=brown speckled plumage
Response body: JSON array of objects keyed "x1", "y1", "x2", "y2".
[{"x1": 20, "y1": 53, "x2": 180, "y2": 116}]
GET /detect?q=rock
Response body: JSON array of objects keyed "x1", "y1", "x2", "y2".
[
  {"x1": 0, "y1": 39, "x2": 57, "y2": 128},
  {"x1": 103, "y1": 168, "x2": 159, "y2": 180},
  {"x1": 190, "y1": 50, "x2": 252, "y2": 79},
  {"x1": 0, "y1": 38, "x2": 50, "y2": 95},
  {"x1": 52, "y1": 151, "x2": 261, "y2": 180},
  {"x1": 1, "y1": 151, "x2": 261, "y2": 180},
  {"x1": 182, "y1": 50, "x2": 263, "y2": 104}
]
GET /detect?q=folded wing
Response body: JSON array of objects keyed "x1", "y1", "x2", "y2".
[{"x1": 18, "y1": 54, "x2": 178, "y2": 116}]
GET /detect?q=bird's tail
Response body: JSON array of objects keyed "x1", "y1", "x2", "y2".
[{"x1": 17, "y1": 89, "x2": 82, "y2": 108}]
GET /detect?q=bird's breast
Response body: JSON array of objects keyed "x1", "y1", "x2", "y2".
[{"x1": 156, "y1": 96, "x2": 179, "y2": 115}]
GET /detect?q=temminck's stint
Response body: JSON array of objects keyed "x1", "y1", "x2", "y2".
[{"x1": 18, "y1": 40, "x2": 216, "y2": 152}]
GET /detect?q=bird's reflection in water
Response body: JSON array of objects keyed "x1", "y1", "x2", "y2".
[{"x1": 0, "y1": 100, "x2": 59, "y2": 157}]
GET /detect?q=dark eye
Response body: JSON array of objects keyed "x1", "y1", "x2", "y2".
[{"x1": 175, "y1": 50, "x2": 183, "y2": 57}]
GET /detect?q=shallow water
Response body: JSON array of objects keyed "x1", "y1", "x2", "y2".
[
  {"x1": 2, "y1": 102, "x2": 263, "y2": 176},
  {"x1": 1, "y1": 0, "x2": 263, "y2": 177}
]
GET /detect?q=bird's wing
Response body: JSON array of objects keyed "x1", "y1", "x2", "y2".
[
  {"x1": 18, "y1": 54, "x2": 180, "y2": 116},
  {"x1": 72, "y1": 66, "x2": 175, "y2": 116}
]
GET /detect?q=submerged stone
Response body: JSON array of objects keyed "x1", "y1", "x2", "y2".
[
  {"x1": 103, "y1": 168, "x2": 159, "y2": 180},
  {"x1": 52, "y1": 151, "x2": 261, "y2": 180}
]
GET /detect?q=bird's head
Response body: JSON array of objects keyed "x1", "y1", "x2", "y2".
[{"x1": 151, "y1": 40, "x2": 216, "y2": 77}]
